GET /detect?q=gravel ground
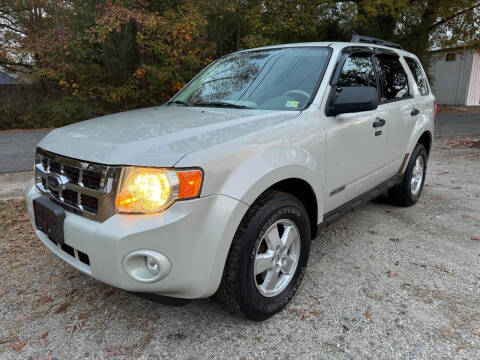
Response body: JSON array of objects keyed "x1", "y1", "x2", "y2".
[{"x1": 0, "y1": 136, "x2": 479, "y2": 360}]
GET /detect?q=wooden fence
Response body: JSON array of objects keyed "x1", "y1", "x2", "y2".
[{"x1": 0, "y1": 84, "x2": 31, "y2": 104}]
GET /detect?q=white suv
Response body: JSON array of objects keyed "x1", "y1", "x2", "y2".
[{"x1": 25, "y1": 36, "x2": 436, "y2": 320}]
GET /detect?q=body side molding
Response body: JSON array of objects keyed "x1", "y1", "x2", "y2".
[{"x1": 317, "y1": 174, "x2": 403, "y2": 235}]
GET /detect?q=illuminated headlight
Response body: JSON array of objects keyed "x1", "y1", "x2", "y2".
[{"x1": 115, "y1": 167, "x2": 203, "y2": 214}]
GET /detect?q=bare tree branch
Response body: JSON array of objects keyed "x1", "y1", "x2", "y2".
[{"x1": 427, "y1": 2, "x2": 480, "y2": 31}]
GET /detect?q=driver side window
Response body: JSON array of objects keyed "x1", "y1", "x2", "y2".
[{"x1": 337, "y1": 53, "x2": 377, "y2": 93}]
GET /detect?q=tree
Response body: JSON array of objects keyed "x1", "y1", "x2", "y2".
[{"x1": 0, "y1": 0, "x2": 479, "y2": 129}]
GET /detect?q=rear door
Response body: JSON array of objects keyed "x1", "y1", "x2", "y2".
[
  {"x1": 373, "y1": 51, "x2": 417, "y2": 175},
  {"x1": 403, "y1": 56, "x2": 434, "y2": 143}
]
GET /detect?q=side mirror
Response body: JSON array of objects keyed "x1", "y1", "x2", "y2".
[{"x1": 326, "y1": 86, "x2": 379, "y2": 117}]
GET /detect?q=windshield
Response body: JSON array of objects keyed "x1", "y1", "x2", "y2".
[{"x1": 169, "y1": 47, "x2": 330, "y2": 111}]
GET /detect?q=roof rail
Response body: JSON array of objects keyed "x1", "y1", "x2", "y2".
[{"x1": 350, "y1": 34, "x2": 403, "y2": 50}]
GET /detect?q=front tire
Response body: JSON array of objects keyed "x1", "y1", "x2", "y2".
[
  {"x1": 389, "y1": 143, "x2": 427, "y2": 207},
  {"x1": 216, "y1": 190, "x2": 311, "y2": 320}
]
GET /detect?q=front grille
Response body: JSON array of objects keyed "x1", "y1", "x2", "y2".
[
  {"x1": 62, "y1": 189, "x2": 78, "y2": 206},
  {"x1": 35, "y1": 148, "x2": 121, "y2": 221},
  {"x1": 48, "y1": 236, "x2": 91, "y2": 266},
  {"x1": 81, "y1": 194, "x2": 98, "y2": 213}
]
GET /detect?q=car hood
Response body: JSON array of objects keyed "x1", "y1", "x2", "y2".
[{"x1": 38, "y1": 106, "x2": 300, "y2": 167}]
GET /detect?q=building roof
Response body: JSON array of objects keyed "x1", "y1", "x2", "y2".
[{"x1": 429, "y1": 45, "x2": 479, "y2": 54}]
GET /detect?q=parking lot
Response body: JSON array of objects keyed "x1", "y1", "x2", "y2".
[{"x1": 1, "y1": 135, "x2": 479, "y2": 360}]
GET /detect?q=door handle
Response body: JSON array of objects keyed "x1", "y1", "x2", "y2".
[
  {"x1": 411, "y1": 108, "x2": 420, "y2": 116},
  {"x1": 373, "y1": 118, "x2": 386, "y2": 128}
]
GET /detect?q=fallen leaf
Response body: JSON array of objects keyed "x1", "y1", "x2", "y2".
[
  {"x1": 310, "y1": 310, "x2": 324, "y2": 317},
  {"x1": 66, "y1": 288, "x2": 78, "y2": 296},
  {"x1": 435, "y1": 264, "x2": 450, "y2": 273},
  {"x1": 67, "y1": 319, "x2": 86, "y2": 334},
  {"x1": 38, "y1": 337, "x2": 49, "y2": 348},
  {"x1": 365, "y1": 309, "x2": 371, "y2": 319},
  {"x1": 0, "y1": 333, "x2": 17, "y2": 344},
  {"x1": 55, "y1": 301, "x2": 70, "y2": 314},
  {"x1": 12, "y1": 340, "x2": 26, "y2": 351},
  {"x1": 105, "y1": 345, "x2": 125, "y2": 358},
  {"x1": 77, "y1": 313, "x2": 88, "y2": 320},
  {"x1": 41, "y1": 332, "x2": 48, "y2": 340},
  {"x1": 448, "y1": 140, "x2": 477, "y2": 149},
  {"x1": 413, "y1": 262, "x2": 427, "y2": 269},
  {"x1": 388, "y1": 270, "x2": 398, "y2": 278},
  {"x1": 298, "y1": 311, "x2": 308, "y2": 320}
]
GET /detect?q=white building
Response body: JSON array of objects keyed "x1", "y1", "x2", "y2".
[{"x1": 429, "y1": 48, "x2": 480, "y2": 106}]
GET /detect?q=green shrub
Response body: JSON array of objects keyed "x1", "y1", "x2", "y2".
[{"x1": 0, "y1": 96, "x2": 105, "y2": 130}]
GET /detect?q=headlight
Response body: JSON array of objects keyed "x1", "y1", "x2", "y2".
[{"x1": 115, "y1": 167, "x2": 203, "y2": 214}]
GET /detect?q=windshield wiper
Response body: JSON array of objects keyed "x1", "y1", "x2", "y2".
[
  {"x1": 166, "y1": 100, "x2": 193, "y2": 107},
  {"x1": 193, "y1": 101, "x2": 252, "y2": 109}
]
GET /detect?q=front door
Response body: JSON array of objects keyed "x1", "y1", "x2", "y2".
[{"x1": 323, "y1": 50, "x2": 388, "y2": 211}]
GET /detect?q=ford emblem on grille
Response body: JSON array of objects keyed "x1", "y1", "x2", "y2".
[{"x1": 47, "y1": 173, "x2": 70, "y2": 192}]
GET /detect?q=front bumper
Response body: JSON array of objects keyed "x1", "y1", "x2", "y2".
[{"x1": 25, "y1": 180, "x2": 248, "y2": 299}]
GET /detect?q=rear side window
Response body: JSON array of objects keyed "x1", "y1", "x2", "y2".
[
  {"x1": 404, "y1": 57, "x2": 429, "y2": 96},
  {"x1": 375, "y1": 54, "x2": 410, "y2": 102},
  {"x1": 336, "y1": 53, "x2": 377, "y2": 93}
]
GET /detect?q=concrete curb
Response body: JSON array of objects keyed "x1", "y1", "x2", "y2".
[{"x1": 0, "y1": 171, "x2": 31, "y2": 200}]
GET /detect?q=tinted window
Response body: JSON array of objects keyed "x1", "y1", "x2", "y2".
[
  {"x1": 405, "y1": 57, "x2": 429, "y2": 96},
  {"x1": 336, "y1": 53, "x2": 376, "y2": 92},
  {"x1": 376, "y1": 54, "x2": 410, "y2": 101},
  {"x1": 172, "y1": 48, "x2": 330, "y2": 111}
]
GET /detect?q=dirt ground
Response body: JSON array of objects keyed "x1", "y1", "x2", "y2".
[
  {"x1": 438, "y1": 105, "x2": 480, "y2": 113},
  {"x1": 0, "y1": 136, "x2": 479, "y2": 360}
]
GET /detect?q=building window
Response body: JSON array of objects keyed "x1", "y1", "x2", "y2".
[{"x1": 445, "y1": 53, "x2": 456, "y2": 62}]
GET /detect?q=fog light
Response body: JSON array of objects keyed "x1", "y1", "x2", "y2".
[
  {"x1": 145, "y1": 256, "x2": 160, "y2": 275},
  {"x1": 122, "y1": 250, "x2": 171, "y2": 283}
]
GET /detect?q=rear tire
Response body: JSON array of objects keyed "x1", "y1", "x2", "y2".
[
  {"x1": 216, "y1": 190, "x2": 311, "y2": 320},
  {"x1": 389, "y1": 143, "x2": 427, "y2": 207}
]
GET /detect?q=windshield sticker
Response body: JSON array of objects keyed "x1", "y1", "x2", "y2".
[{"x1": 286, "y1": 100, "x2": 299, "y2": 108}]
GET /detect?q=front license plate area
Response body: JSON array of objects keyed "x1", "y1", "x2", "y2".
[{"x1": 33, "y1": 197, "x2": 66, "y2": 244}]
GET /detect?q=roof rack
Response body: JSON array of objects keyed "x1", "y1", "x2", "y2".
[{"x1": 350, "y1": 34, "x2": 403, "y2": 50}]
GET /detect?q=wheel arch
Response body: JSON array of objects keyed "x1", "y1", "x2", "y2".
[
  {"x1": 263, "y1": 178, "x2": 319, "y2": 240},
  {"x1": 417, "y1": 130, "x2": 432, "y2": 157}
]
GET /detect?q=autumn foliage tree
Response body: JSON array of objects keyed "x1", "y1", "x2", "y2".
[{"x1": 1, "y1": 0, "x2": 479, "y2": 129}]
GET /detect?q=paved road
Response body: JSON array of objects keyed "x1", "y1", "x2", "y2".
[
  {"x1": 0, "y1": 112, "x2": 479, "y2": 173},
  {"x1": 436, "y1": 112, "x2": 480, "y2": 137},
  {"x1": 0, "y1": 130, "x2": 50, "y2": 173}
]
